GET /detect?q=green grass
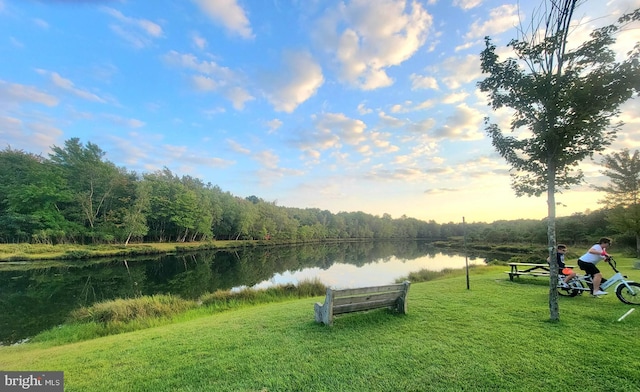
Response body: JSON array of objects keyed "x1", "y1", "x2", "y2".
[
  {"x1": 28, "y1": 280, "x2": 328, "y2": 345},
  {"x1": 1, "y1": 259, "x2": 639, "y2": 391}
]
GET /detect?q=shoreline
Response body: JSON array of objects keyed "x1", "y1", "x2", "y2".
[
  {"x1": 0, "y1": 238, "x2": 384, "y2": 263},
  {"x1": 0, "y1": 238, "x2": 543, "y2": 264}
]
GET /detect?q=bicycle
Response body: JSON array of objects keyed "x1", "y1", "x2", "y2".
[{"x1": 556, "y1": 256, "x2": 640, "y2": 304}]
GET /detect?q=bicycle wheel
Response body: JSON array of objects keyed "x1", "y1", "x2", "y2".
[
  {"x1": 557, "y1": 278, "x2": 581, "y2": 297},
  {"x1": 557, "y1": 286, "x2": 579, "y2": 297},
  {"x1": 616, "y1": 282, "x2": 640, "y2": 305}
]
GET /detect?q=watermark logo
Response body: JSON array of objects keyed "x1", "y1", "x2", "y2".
[{"x1": 1, "y1": 372, "x2": 63, "y2": 391}]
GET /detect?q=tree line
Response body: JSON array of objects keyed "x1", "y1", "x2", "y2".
[{"x1": 0, "y1": 138, "x2": 637, "y2": 249}]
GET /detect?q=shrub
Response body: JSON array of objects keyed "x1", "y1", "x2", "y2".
[
  {"x1": 70, "y1": 295, "x2": 197, "y2": 324},
  {"x1": 63, "y1": 250, "x2": 91, "y2": 259},
  {"x1": 401, "y1": 267, "x2": 470, "y2": 283},
  {"x1": 200, "y1": 279, "x2": 327, "y2": 308}
]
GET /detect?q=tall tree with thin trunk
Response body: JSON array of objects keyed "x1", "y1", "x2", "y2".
[
  {"x1": 478, "y1": 1, "x2": 640, "y2": 321},
  {"x1": 597, "y1": 149, "x2": 640, "y2": 257}
]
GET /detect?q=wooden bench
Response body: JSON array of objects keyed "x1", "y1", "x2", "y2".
[
  {"x1": 314, "y1": 281, "x2": 410, "y2": 325},
  {"x1": 506, "y1": 262, "x2": 575, "y2": 281}
]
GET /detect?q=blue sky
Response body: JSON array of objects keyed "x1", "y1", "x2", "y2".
[{"x1": 1, "y1": 0, "x2": 639, "y2": 223}]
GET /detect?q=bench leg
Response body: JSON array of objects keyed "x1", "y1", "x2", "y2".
[
  {"x1": 314, "y1": 289, "x2": 334, "y2": 325},
  {"x1": 314, "y1": 302, "x2": 331, "y2": 325},
  {"x1": 397, "y1": 281, "x2": 410, "y2": 314}
]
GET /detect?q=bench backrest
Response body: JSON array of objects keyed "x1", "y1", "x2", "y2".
[{"x1": 315, "y1": 281, "x2": 410, "y2": 325}]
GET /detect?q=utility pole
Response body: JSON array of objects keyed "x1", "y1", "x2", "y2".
[{"x1": 463, "y1": 216, "x2": 469, "y2": 290}]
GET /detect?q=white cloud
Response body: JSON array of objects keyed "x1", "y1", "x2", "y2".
[
  {"x1": 315, "y1": 112, "x2": 367, "y2": 146},
  {"x1": 193, "y1": 0, "x2": 254, "y2": 39},
  {"x1": 296, "y1": 112, "x2": 367, "y2": 154},
  {"x1": 39, "y1": 71, "x2": 107, "y2": 103},
  {"x1": 33, "y1": 18, "x2": 49, "y2": 29},
  {"x1": 464, "y1": 4, "x2": 519, "y2": 40},
  {"x1": 378, "y1": 111, "x2": 405, "y2": 128},
  {"x1": 118, "y1": 133, "x2": 237, "y2": 178},
  {"x1": 390, "y1": 104, "x2": 405, "y2": 113},
  {"x1": 192, "y1": 33, "x2": 207, "y2": 50},
  {"x1": 432, "y1": 103, "x2": 484, "y2": 140},
  {"x1": 164, "y1": 51, "x2": 234, "y2": 78},
  {"x1": 224, "y1": 86, "x2": 254, "y2": 110},
  {"x1": 227, "y1": 139, "x2": 251, "y2": 154},
  {"x1": 253, "y1": 150, "x2": 279, "y2": 169},
  {"x1": 0, "y1": 80, "x2": 59, "y2": 107},
  {"x1": 0, "y1": 116, "x2": 63, "y2": 154},
  {"x1": 357, "y1": 102, "x2": 373, "y2": 115},
  {"x1": 202, "y1": 106, "x2": 226, "y2": 118},
  {"x1": 410, "y1": 73, "x2": 439, "y2": 90},
  {"x1": 263, "y1": 51, "x2": 324, "y2": 113},
  {"x1": 165, "y1": 51, "x2": 253, "y2": 110},
  {"x1": 453, "y1": 0, "x2": 482, "y2": 10},
  {"x1": 161, "y1": 144, "x2": 233, "y2": 168},
  {"x1": 441, "y1": 91, "x2": 469, "y2": 104},
  {"x1": 192, "y1": 75, "x2": 218, "y2": 91},
  {"x1": 414, "y1": 99, "x2": 435, "y2": 110},
  {"x1": 102, "y1": 7, "x2": 163, "y2": 48},
  {"x1": 440, "y1": 55, "x2": 483, "y2": 89},
  {"x1": 407, "y1": 118, "x2": 436, "y2": 133},
  {"x1": 370, "y1": 131, "x2": 399, "y2": 153},
  {"x1": 316, "y1": 0, "x2": 433, "y2": 90},
  {"x1": 302, "y1": 148, "x2": 321, "y2": 163},
  {"x1": 103, "y1": 114, "x2": 145, "y2": 128},
  {"x1": 266, "y1": 119, "x2": 283, "y2": 133}
]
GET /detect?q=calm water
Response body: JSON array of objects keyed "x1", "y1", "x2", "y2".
[{"x1": 0, "y1": 241, "x2": 492, "y2": 345}]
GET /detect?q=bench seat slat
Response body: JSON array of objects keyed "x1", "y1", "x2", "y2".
[
  {"x1": 333, "y1": 291, "x2": 403, "y2": 306},
  {"x1": 333, "y1": 298, "x2": 400, "y2": 315}
]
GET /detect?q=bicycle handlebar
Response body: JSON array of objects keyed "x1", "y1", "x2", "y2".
[{"x1": 606, "y1": 256, "x2": 620, "y2": 273}]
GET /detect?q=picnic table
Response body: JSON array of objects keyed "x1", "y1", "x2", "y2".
[{"x1": 505, "y1": 262, "x2": 575, "y2": 281}]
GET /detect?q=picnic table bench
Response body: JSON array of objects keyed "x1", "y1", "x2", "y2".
[
  {"x1": 314, "y1": 281, "x2": 410, "y2": 325},
  {"x1": 506, "y1": 262, "x2": 575, "y2": 281}
]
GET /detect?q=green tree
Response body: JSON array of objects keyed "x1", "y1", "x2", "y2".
[
  {"x1": 597, "y1": 149, "x2": 640, "y2": 257},
  {"x1": 181, "y1": 176, "x2": 215, "y2": 241},
  {"x1": 143, "y1": 169, "x2": 207, "y2": 242},
  {"x1": 478, "y1": 1, "x2": 640, "y2": 320},
  {"x1": 0, "y1": 147, "x2": 74, "y2": 243},
  {"x1": 122, "y1": 179, "x2": 151, "y2": 245},
  {"x1": 49, "y1": 138, "x2": 125, "y2": 242}
]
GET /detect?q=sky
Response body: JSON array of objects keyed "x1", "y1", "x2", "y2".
[{"x1": 1, "y1": 0, "x2": 639, "y2": 224}]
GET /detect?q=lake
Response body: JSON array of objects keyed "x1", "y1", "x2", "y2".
[{"x1": 0, "y1": 240, "x2": 493, "y2": 345}]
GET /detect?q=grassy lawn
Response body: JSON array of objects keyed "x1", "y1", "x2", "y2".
[{"x1": 1, "y1": 261, "x2": 639, "y2": 391}]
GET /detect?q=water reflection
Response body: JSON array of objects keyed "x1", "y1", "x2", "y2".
[
  {"x1": 0, "y1": 241, "x2": 494, "y2": 344},
  {"x1": 251, "y1": 254, "x2": 484, "y2": 290}
]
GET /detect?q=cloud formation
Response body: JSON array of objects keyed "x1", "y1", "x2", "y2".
[
  {"x1": 316, "y1": 0, "x2": 433, "y2": 90},
  {"x1": 193, "y1": 0, "x2": 254, "y2": 39},
  {"x1": 0, "y1": 80, "x2": 59, "y2": 107},
  {"x1": 164, "y1": 50, "x2": 254, "y2": 110},
  {"x1": 102, "y1": 7, "x2": 163, "y2": 48},
  {"x1": 262, "y1": 51, "x2": 324, "y2": 113}
]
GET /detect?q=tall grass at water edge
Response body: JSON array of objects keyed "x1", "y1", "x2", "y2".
[
  {"x1": 1, "y1": 259, "x2": 639, "y2": 391},
  {"x1": 28, "y1": 279, "x2": 328, "y2": 345}
]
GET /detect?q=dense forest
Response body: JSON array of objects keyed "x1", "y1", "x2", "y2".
[{"x1": 0, "y1": 138, "x2": 630, "y2": 248}]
